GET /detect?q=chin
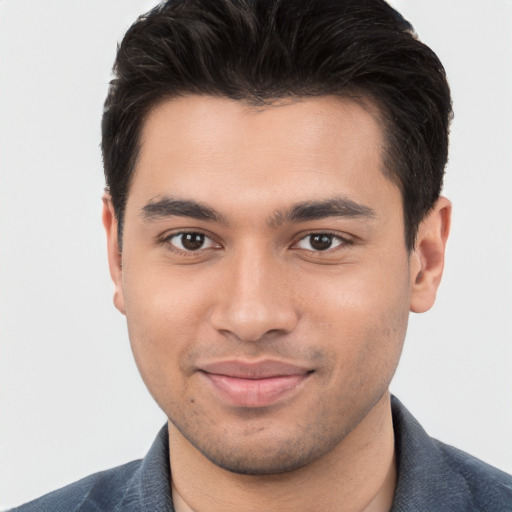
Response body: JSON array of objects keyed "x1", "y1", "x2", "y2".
[
  {"x1": 195, "y1": 442, "x2": 325, "y2": 476},
  {"x1": 170, "y1": 409, "x2": 354, "y2": 476}
]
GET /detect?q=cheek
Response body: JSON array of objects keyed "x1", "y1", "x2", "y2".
[
  {"x1": 304, "y1": 262, "x2": 410, "y2": 379},
  {"x1": 123, "y1": 257, "x2": 213, "y2": 331},
  {"x1": 121, "y1": 263, "x2": 213, "y2": 396}
]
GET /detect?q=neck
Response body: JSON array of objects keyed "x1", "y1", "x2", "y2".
[{"x1": 169, "y1": 393, "x2": 396, "y2": 512}]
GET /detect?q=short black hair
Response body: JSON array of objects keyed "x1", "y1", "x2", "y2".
[{"x1": 102, "y1": 0, "x2": 452, "y2": 250}]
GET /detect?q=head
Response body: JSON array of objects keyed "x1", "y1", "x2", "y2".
[
  {"x1": 102, "y1": 0, "x2": 452, "y2": 476},
  {"x1": 102, "y1": 0, "x2": 452, "y2": 251}
]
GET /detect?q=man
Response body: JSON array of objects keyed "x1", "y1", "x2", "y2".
[{"x1": 10, "y1": 0, "x2": 512, "y2": 510}]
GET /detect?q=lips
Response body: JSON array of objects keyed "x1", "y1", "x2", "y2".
[{"x1": 198, "y1": 360, "x2": 312, "y2": 407}]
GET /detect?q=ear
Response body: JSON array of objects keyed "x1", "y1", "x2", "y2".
[
  {"x1": 102, "y1": 194, "x2": 126, "y2": 315},
  {"x1": 409, "y1": 197, "x2": 452, "y2": 313}
]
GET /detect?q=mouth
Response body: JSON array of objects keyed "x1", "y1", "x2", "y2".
[{"x1": 198, "y1": 359, "x2": 313, "y2": 408}]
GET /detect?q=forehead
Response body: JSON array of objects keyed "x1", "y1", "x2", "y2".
[
  {"x1": 128, "y1": 95, "x2": 399, "y2": 218},
  {"x1": 139, "y1": 94, "x2": 384, "y2": 161}
]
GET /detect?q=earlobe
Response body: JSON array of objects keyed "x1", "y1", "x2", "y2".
[
  {"x1": 410, "y1": 197, "x2": 452, "y2": 313},
  {"x1": 102, "y1": 194, "x2": 126, "y2": 315}
]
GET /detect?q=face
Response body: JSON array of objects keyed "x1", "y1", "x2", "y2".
[{"x1": 104, "y1": 95, "x2": 438, "y2": 475}]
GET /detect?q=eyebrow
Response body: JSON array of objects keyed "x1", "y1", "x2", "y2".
[
  {"x1": 270, "y1": 197, "x2": 376, "y2": 226},
  {"x1": 140, "y1": 195, "x2": 375, "y2": 226},
  {"x1": 141, "y1": 197, "x2": 225, "y2": 223}
]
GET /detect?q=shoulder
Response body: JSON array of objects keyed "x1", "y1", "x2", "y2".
[
  {"x1": 9, "y1": 459, "x2": 143, "y2": 512},
  {"x1": 433, "y1": 438, "x2": 512, "y2": 510},
  {"x1": 9, "y1": 425, "x2": 172, "y2": 512},
  {"x1": 391, "y1": 396, "x2": 512, "y2": 511}
]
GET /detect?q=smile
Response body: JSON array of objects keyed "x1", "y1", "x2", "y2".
[{"x1": 198, "y1": 360, "x2": 313, "y2": 408}]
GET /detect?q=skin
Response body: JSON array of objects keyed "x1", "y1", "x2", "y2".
[{"x1": 103, "y1": 95, "x2": 451, "y2": 512}]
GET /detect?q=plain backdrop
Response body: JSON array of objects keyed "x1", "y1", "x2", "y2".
[{"x1": 1, "y1": 0, "x2": 511, "y2": 508}]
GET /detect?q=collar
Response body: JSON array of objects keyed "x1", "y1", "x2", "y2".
[{"x1": 136, "y1": 397, "x2": 511, "y2": 511}]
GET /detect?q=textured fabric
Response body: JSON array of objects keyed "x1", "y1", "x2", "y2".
[
  {"x1": 390, "y1": 396, "x2": 512, "y2": 511},
  {"x1": 11, "y1": 397, "x2": 512, "y2": 511},
  {"x1": 9, "y1": 426, "x2": 174, "y2": 512}
]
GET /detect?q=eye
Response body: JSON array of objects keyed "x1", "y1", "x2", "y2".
[
  {"x1": 295, "y1": 233, "x2": 345, "y2": 251},
  {"x1": 166, "y1": 232, "x2": 218, "y2": 252}
]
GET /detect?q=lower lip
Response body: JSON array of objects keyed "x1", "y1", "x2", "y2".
[{"x1": 202, "y1": 372, "x2": 310, "y2": 407}]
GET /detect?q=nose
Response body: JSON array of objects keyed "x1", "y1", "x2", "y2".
[{"x1": 209, "y1": 247, "x2": 299, "y2": 343}]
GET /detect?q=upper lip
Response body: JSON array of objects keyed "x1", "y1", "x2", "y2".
[{"x1": 199, "y1": 359, "x2": 312, "y2": 379}]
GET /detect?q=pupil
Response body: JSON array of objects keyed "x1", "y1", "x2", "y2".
[
  {"x1": 310, "y1": 234, "x2": 332, "y2": 251},
  {"x1": 182, "y1": 233, "x2": 204, "y2": 250}
]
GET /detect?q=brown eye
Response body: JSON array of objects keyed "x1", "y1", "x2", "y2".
[
  {"x1": 310, "y1": 234, "x2": 333, "y2": 251},
  {"x1": 296, "y1": 233, "x2": 344, "y2": 251},
  {"x1": 181, "y1": 233, "x2": 205, "y2": 250},
  {"x1": 168, "y1": 232, "x2": 216, "y2": 252}
]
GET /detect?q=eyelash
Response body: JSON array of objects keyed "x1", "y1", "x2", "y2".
[
  {"x1": 159, "y1": 231, "x2": 352, "y2": 255},
  {"x1": 159, "y1": 231, "x2": 220, "y2": 255},
  {"x1": 292, "y1": 232, "x2": 351, "y2": 253}
]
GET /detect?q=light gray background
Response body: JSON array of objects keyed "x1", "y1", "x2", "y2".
[{"x1": 1, "y1": 0, "x2": 511, "y2": 508}]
